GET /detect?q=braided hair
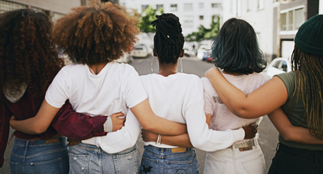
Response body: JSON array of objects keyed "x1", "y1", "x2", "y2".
[{"x1": 152, "y1": 13, "x2": 184, "y2": 64}]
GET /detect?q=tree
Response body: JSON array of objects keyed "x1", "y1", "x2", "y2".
[
  {"x1": 137, "y1": 6, "x2": 164, "y2": 33},
  {"x1": 185, "y1": 16, "x2": 220, "y2": 42}
]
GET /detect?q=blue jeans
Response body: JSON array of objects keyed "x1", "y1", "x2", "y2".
[
  {"x1": 68, "y1": 143, "x2": 140, "y2": 174},
  {"x1": 10, "y1": 137, "x2": 69, "y2": 174},
  {"x1": 268, "y1": 143, "x2": 323, "y2": 174},
  {"x1": 140, "y1": 145, "x2": 199, "y2": 174}
]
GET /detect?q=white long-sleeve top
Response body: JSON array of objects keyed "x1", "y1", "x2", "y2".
[
  {"x1": 45, "y1": 63, "x2": 147, "y2": 154},
  {"x1": 141, "y1": 73, "x2": 245, "y2": 152},
  {"x1": 202, "y1": 72, "x2": 270, "y2": 145}
]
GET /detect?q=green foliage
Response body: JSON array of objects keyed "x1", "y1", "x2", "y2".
[
  {"x1": 185, "y1": 16, "x2": 220, "y2": 42},
  {"x1": 137, "y1": 6, "x2": 164, "y2": 33}
]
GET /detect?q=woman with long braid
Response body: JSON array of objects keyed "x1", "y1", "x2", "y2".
[
  {"x1": 139, "y1": 13, "x2": 258, "y2": 174},
  {"x1": 204, "y1": 15, "x2": 323, "y2": 174}
]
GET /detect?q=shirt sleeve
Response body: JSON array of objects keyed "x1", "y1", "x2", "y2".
[
  {"x1": 45, "y1": 66, "x2": 70, "y2": 108},
  {"x1": 184, "y1": 76, "x2": 245, "y2": 152},
  {"x1": 275, "y1": 72, "x2": 295, "y2": 98},
  {"x1": 123, "y1": 66, "x2": 147, "y2": 108},
  {"x1": 51, "y1": 100, "x2": 107, "y2": 140},
  {"x1": 202, "y1": 78, "x2": 214, "y2": 115},
  {"x1": 0, "y1": 105, "x2": 11, "y2": 168}
]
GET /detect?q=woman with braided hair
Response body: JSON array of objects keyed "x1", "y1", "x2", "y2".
[
  {"x1": 204, "y1": 15, "x2": 323, "y2": 174},
  {"x1": 138, "y1": 13, "x2": 260, "y2": 174},
  {"x1": 8, "y1": 2, "x2": 196, "y2": 174}
]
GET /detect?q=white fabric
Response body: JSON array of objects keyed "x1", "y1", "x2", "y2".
[
  {"x1": 202, "y1": 71, "x2": 270, "y2": 173},
  {"x1": 45, "y1": 63, "x2": 147, "y2": 153},
  {"x1": 203, "y1": 145, "x2": 266, "y2": 174},
  {"x1": 141, "y1": 73, "x2": 245, "y2": 151}
]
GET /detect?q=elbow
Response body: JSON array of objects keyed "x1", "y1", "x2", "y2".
[
  {"x1": 280, "y1": 132, "x2": 294, "y2": 141},
  {"x1": 32, "y1": 126, "x2": 48, "y2": 134}
]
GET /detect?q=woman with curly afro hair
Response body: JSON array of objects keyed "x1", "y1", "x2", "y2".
[
  {"x1": 0, "y1": 9, "x2": 70, "y2": 173},
  {"x1": 10, "y1": 2, "x2": 188, "y2": 173}
]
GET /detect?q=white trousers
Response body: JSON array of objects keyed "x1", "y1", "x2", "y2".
[{"x1": 203, "y1": 145, "x2": 266, "y2": 174}]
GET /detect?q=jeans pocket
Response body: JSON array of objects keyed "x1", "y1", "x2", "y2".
[
  {"x1": 167, "y1": 160, "x2": 192, "y2": 174},
  {"x1": 30, "y1": 157, "x2": 67, "y2": 174},
  {"x1": 242, "y1": 153, "x2": 265, "y2": 174},
  {"x1": 113, "y1": 146, "x2": 140, "y2": 174},
  {"x1": 9, "y1": 160, "x2": 18, "y2": 174},
  {"x1": 69, "y1": 154, "x2": 90, "y2": 174},
  {"x1": 203, "y1": 155, "x2": 228, "y2": 174},
  {"x1": 140, "y1": 157, "x2": 158, "y2": 174}
]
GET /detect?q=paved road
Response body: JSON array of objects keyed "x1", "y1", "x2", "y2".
[{"x1": 0, "y1": 56, "x2": 278, "y2": 174}]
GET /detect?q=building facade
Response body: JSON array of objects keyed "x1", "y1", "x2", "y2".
[
  {"x1": 120, "y1": 0, "x2": 223, "y2": 37},
  {"x1": 223, "y1": 0, "x2": 321, "y2": 61}
]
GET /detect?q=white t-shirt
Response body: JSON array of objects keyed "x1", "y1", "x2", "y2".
[
  {"x1": 45, "y1": 63, "x2": 147, "y2": 153},
  {"x1": 141, "y1": 73, "x2": 245, "y2": 152},
  {"x1": 202, "y1": 72, "x2": 270, "y2": 145}
]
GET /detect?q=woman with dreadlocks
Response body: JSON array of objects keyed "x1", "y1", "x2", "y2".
[
  {"x1": 204, "y1": 15, "x2": 323, "y2": 174},
  {"x1": 138, "y1": 14, "x2": 261, "y2": 174},
  {"x1": 8, "y1": 2, "x2": 200, "y2": 173}
]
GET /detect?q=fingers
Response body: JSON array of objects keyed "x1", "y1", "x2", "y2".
[
  {"x1": 10, "y1": 116, "x2": 16, "y2": 120},
  {"x1": 110, "y1": 112, "x2": 125, "y2": 118}
]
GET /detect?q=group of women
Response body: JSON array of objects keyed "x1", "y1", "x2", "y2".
[{"x1": 1, "y1": 1, "x2": 323, "y2": 174}]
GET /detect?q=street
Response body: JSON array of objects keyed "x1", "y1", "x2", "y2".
[{"x1": 0, "y1": 55, "x2": 279, "y2": 174}]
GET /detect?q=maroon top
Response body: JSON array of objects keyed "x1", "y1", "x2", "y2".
[{"x1": 0, "y1": 90, "x2": 107, "y2": 168}]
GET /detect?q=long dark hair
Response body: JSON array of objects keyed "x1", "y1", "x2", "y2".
[
  {"x1": 0, "y1": 9, "x2": 63, "y2": 104},
  {"x1": 152, "y1": 13, "x2": 184, "y2": 64},
  {"x1": 211, "y1": 18, "x2": 266, "y2": 75}
]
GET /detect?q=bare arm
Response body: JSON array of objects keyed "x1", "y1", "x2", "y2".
[
  {"x1": 130, "y1": 99, "x2": 186, "y2": 135},
  {"x1": 268, "y1": 108, "x2": 323, "y2": 144},
  {"x1": 141, "y1": 129, "x2": 193, "y2": 147},
  {"x1": 204, "y1": 68, "x2": 288, "y2": 118},
  {"x1": 10, "y1": 100, "x2": 59, "y2": 134}
]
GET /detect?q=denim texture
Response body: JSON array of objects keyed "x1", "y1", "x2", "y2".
[
  {"x1": 10, "y1": 137, "x2": 69, "y2": 174},
  {"x1": 68, "y1": 143, "x2": 140, "y2": 174},
  {"x1": 268, "y1": 143, "x2": 323, "y2": 174},
  {"x1": 140, "y1": 145, "x2": 199, "y2": 174},
  {"x1": 203, "y1": 145, "x2": 265, "y2": 174}
]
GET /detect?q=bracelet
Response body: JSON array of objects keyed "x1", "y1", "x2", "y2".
[{"x1": 156, "y1": 134, "x2": 162, "y2": 145}]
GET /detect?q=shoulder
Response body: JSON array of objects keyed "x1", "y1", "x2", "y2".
[
  {"x1": 251, "y1": 72, "x2": 271, "y2": 84},
  {"x1": 275, "y1": 72, "x2": 295, "y2": 96}
]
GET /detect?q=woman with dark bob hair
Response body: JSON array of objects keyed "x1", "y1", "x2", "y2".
[
  {"x1": 0, "y1": 9, "x2": 69, "y2": 173},
  {"x1": 205, "y1": 15, "x2": 323, "y2": 174},
  {"x1": 9, "y1": 2, "x2": 190, "y2": 173}
]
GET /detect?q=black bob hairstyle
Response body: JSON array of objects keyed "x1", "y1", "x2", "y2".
[{"x1": 211, "y1": 18, "x2": 266, "y2": 75}]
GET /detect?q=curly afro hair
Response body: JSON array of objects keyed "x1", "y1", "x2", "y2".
[
  {"x1": 0, "y1": 9, "x2": 63, "y2": 104},
  {"x1": 52, "y1": 1, "x2": 140, "y2": 65}
]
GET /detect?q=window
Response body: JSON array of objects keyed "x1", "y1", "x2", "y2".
[
  {"x1": 211, "y1": 3, "x2": 221, "y2": 8},
  {"x1": 280, "y1": 7, "x2": 304, "y2": 31},
  {"x1": 156, "y1": 4, "x2": 163, "y2": 10},
  {"x1": 199, "y1": 15, "x2": 204, "y2": 20},
  {"x1": 184, "y1": 3, "x2": 193, "y2": 11},
  {"x1": 182, "y1": 16, "x2": 194, "y2": 27},
  {"x1": 280, "y1": 13, "x2": 287, "y2": 31},
  {"x1": 141, "y1": 4, "x2": 149, "y2": 12},
  {"x1": 170, "y1": 4, "x2": 177, "y2": 12},
  {"x1": 0, "y1": 1, "x2": 27, "y2": 13},
  {"x1": 272, "y1": 61, "x2": 281, "y2": 68},
  {"x1": 258, "y1": 0, "x2": 264, "y2": 10},
  {"x1": 199, "y1": 3, "x2": 203, "y2": 8}
]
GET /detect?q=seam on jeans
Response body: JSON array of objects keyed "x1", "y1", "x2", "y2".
[
  {"x1": 113, "y1": 146, "x2": 137, "y2": 158},
  {"x1": 241, "y1": 153, "x2": 265, "y2": 174},
  {"x1": 29, "y1": 157, "x2": 62, "y2": 165},
  {"x1": 25, "y1": 149, "x2": 67, "y2": 159},
  {"x1": 166, "y1": 160, "x2": 192, "y2": 164},
  {"x1": 144, "y1": 148, "x2": 194, "y2": 159}
]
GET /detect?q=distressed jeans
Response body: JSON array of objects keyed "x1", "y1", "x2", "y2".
[
  {"x1": 10, "y1": 137, "x2": 69, "y2": 174},
  {"x1": 140, "y1": 145, "x2": 199, "y2": 174},
  {"x1": 68, "y1": 143, "x2": 140, "y2": 174}
]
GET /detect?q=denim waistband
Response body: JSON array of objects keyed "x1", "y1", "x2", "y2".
[
  {"x1": 278, "y1": 143, "x2": 323, "y2": 159},
  {"x1": 144, "y1": 145, "x2": 194, "y2": 158},
  {"x1": 15, "y1": 137, "x2": 66, "y2": 147}
]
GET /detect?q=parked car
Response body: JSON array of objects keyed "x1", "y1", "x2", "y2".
[
  {"x1": 197, "y1": 45, "x2": 211, "y2": 60},
  {"x1": 266, "y1": 57, "x2": 291, "y2": 78},
  {"x1": 184, "y1": 48, "x2": 196, "y2": 57},
  {"x1": 202, "y1": 50, "x2": 211, "y2": 61},
  {"x1": 131, "y1": 44, "x2": 152, "y2": 58},
  {"x1": 116, "y1": 52, "x2": 133, "y2": 63}
]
